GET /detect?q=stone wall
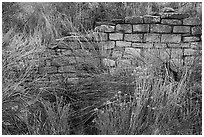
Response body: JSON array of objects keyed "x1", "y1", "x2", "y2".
[
  {"x1": 96, "y1": 12, "x2": 202, "y2": 68},
  {"x1": 35, "y1": 12, "x2": 202, "y2": 87}
]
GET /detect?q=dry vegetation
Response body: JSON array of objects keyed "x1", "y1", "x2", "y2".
[{"x1": 2, "y1": 2, "x2": 202, "y2": 135}]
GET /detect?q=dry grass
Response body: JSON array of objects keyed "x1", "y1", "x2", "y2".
[{"x1": 2, "y1": 2, "x2": 202, "y2": 135}]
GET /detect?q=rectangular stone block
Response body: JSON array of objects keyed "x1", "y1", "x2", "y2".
[
  {"x1": 144, "y1": 34, "x2": 161, "y2": 42},
  {"x1": 183, "y1": 17, "x2": 201, "y2": 25},
  {"x1": 116, "y1": 24, "x2": 132, "y2": 33},
  {"x1": 58, "y1": 41, "x2": 81, "y2": 50},
  {"x1": 94, "y1": 24, "x2": 115, "y2": 32},
  {"x1": 153, "y1": 43, "x2": 167, "y2": 48},
  {"x1": 171, "y1": 48, "x2": 183, "y2": 59},
  {"x1": 111, "y1": 18, "x2": 125, "y2": 24},
  {"x1": 125, "y1": 16, "x2": 143, "y2": 24},
  {"x1": 173, "y1": 26, "x2": 190, "y2": 33},
  {"x1": 191, "y1": 26, "x2": 202, "y2": 35},
  {"x1": 111, "y1": 49, "x2": 123, "y2": 58},
  {"x1": 167, "y1": 43, "x2": 190, "y2": 48},
  {"x1": 144, "y1": 15, "x2": 161, "y2": 23},
  {"x1": 124, "y1": 48, "x2": 141, "y2": 58},
  {"x1": 190, "y1": 42, "x2": 202, "y2": 49},
  {"x1": 105, "y1": 25, "x2": 115, "y2": 32},
  {"x1": 65, "y1": 77, "x2": 79, "y2": 84},
  {"x1": 161, "y1": 19, "x2": 182, "y2": 25},
  {"x1": 103, "y1": 58, "x2": 116, "y2": 67},
  {"x1": 133, "y1": 24, "x2": 149, "y2": 32},
  {"x1": 101, "y1": 49, "x2": 112, "y2": 57},
  {"x1": 58, "y1": 66, "x2": 76, "y2": 73},
  {"x1": 52, "y1": 56, "x2": 70, "y2": 66},
  {"x1": 101, "y1": 41, "x2": 115, "y2": 50},
  {"x1": 116, "y1": 41, "x2": 131, "y2": 47},
  {"x1": 124, "y1": 34, "x2": 143, "y2": 42},
  {"x1": 161, "y1": 34, "x2": 181, "y2": 43},
  {"x1": 109, "y1": 33, "x2": 123, "y2": 40},
  {"x1": 132, "y1": 43, "x2": 153, "y2": 48},
  {"x1": 183, "y1": 36, "x2": 201, "y2": 42},
  {"x1": 92, "y1": 32, "x2": 107, "y2": 42},
  {"x1": 184, "y1": 48, "x2": 197, "y2": 56},
  {"x1": 161, "y1": 13, "x2": 189, "y2": 19},
  {"x1": 150, "y1": 24, "x2": 172, "y2": 33},
  {"x1": 62, "y1": 73, "x2": 77, "y2": 79}
]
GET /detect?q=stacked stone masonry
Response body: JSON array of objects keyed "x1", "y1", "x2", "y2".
[{"x1": 37, "y1": 12, "x2": 202, "y2": 86}]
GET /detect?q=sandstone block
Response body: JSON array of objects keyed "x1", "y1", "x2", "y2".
[
  {"x1": 191, "y1": 26, "x2": 202, "y2": 35},
  {"x1": 125, "y1": 16, "x2": 143, "y2": 24},
  {"x1": 123, "y1": 48, "x2": 141, "y2": 58},
  {"x1": 103, "y1": 58, "x2": 116, "y2": 67},
  {"x1": 93, "y1": 32, "x2": 107, "y2": 41},
  {"x1": 133, "y1": 24, "x2": 149, "y2": 32},
  {"x1": 161, "y1": 19, "x2": 182, "y2": 25},
  {"x1": 58, "y1": 41, "x2": 81, "y2": 50},
  {"x1": 101, "y1": 41, "x2": 115, "y2": 50},
  {"x1": 183, "y1": 36, "x2": 200, "y2": 42},
  {"x1": 94, "y1": 25, "x2": 115, "y2": 32},
  {"x1": 105, "y1": 25, "x2": 115, "y2": 32},
  {"x1": 173, "y1": 26, "x2": 190, "y2": 33},
  {"x1": 153, "y1": 43, "x2": 167, "y2": 48},
  {"x1": 62, "y1": 73, "x2": 77, "y2": 79},
  {"x1": 111, "y1": 18, "x2": 125, "y2": 24},
  {"x1": 144, "y1": 33, "x2": 161, "y2": 42},
  {"x1": 112, "y1": 50, "x2": 123, "y2": 58},
  {"x1": 183, "y1": 17, "x2": 201, "y2": 25},
  {"x1": 109, "y1": 33, "x2": 123, "y2": 40},
  {"x1": 116, "y1": 41, "x2": 131, "y2": 47},
  {"x1": 65, "y1": 77, "x2": 79, "y2": 84},
  {"x1": 132, "y1": 43, "x2": 153, "y2": 48},
  {"x1": 52, "y1": 56, "x2": 70, "y2": 66},
  {"x1": 161, "y1": 13, "x2": 189, "y2": 19},
  {"x1": 184, "y1": 48, "x2": 197, "y2": 56},
  {"x1": 190, "y1": 42, "x2": 202, "y2": 49},
  {"x1": 58, "y1": 66, "x2": 76, "y2": 73},
  {"x1": 124, "y1": 34, "x2": 143, "y2": 42},
  {"x1": 161, "y1": 34, "x2": 181, "y2": 43},
  {"x1": 150, "y1": 24, "x2": 172, "y2": 33},
  {"x1": 116, "y1": 24, "x2": 132, "y2": 33},
  {"x1": 144, "y1": 15, "x2": 161, "y2": 23},
  {"x1": 167, "y1": 43, "x2": 190, "y2": 48},
  {"x1": 101, "y1": 49, "x2": 112, "y2": 57}
]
